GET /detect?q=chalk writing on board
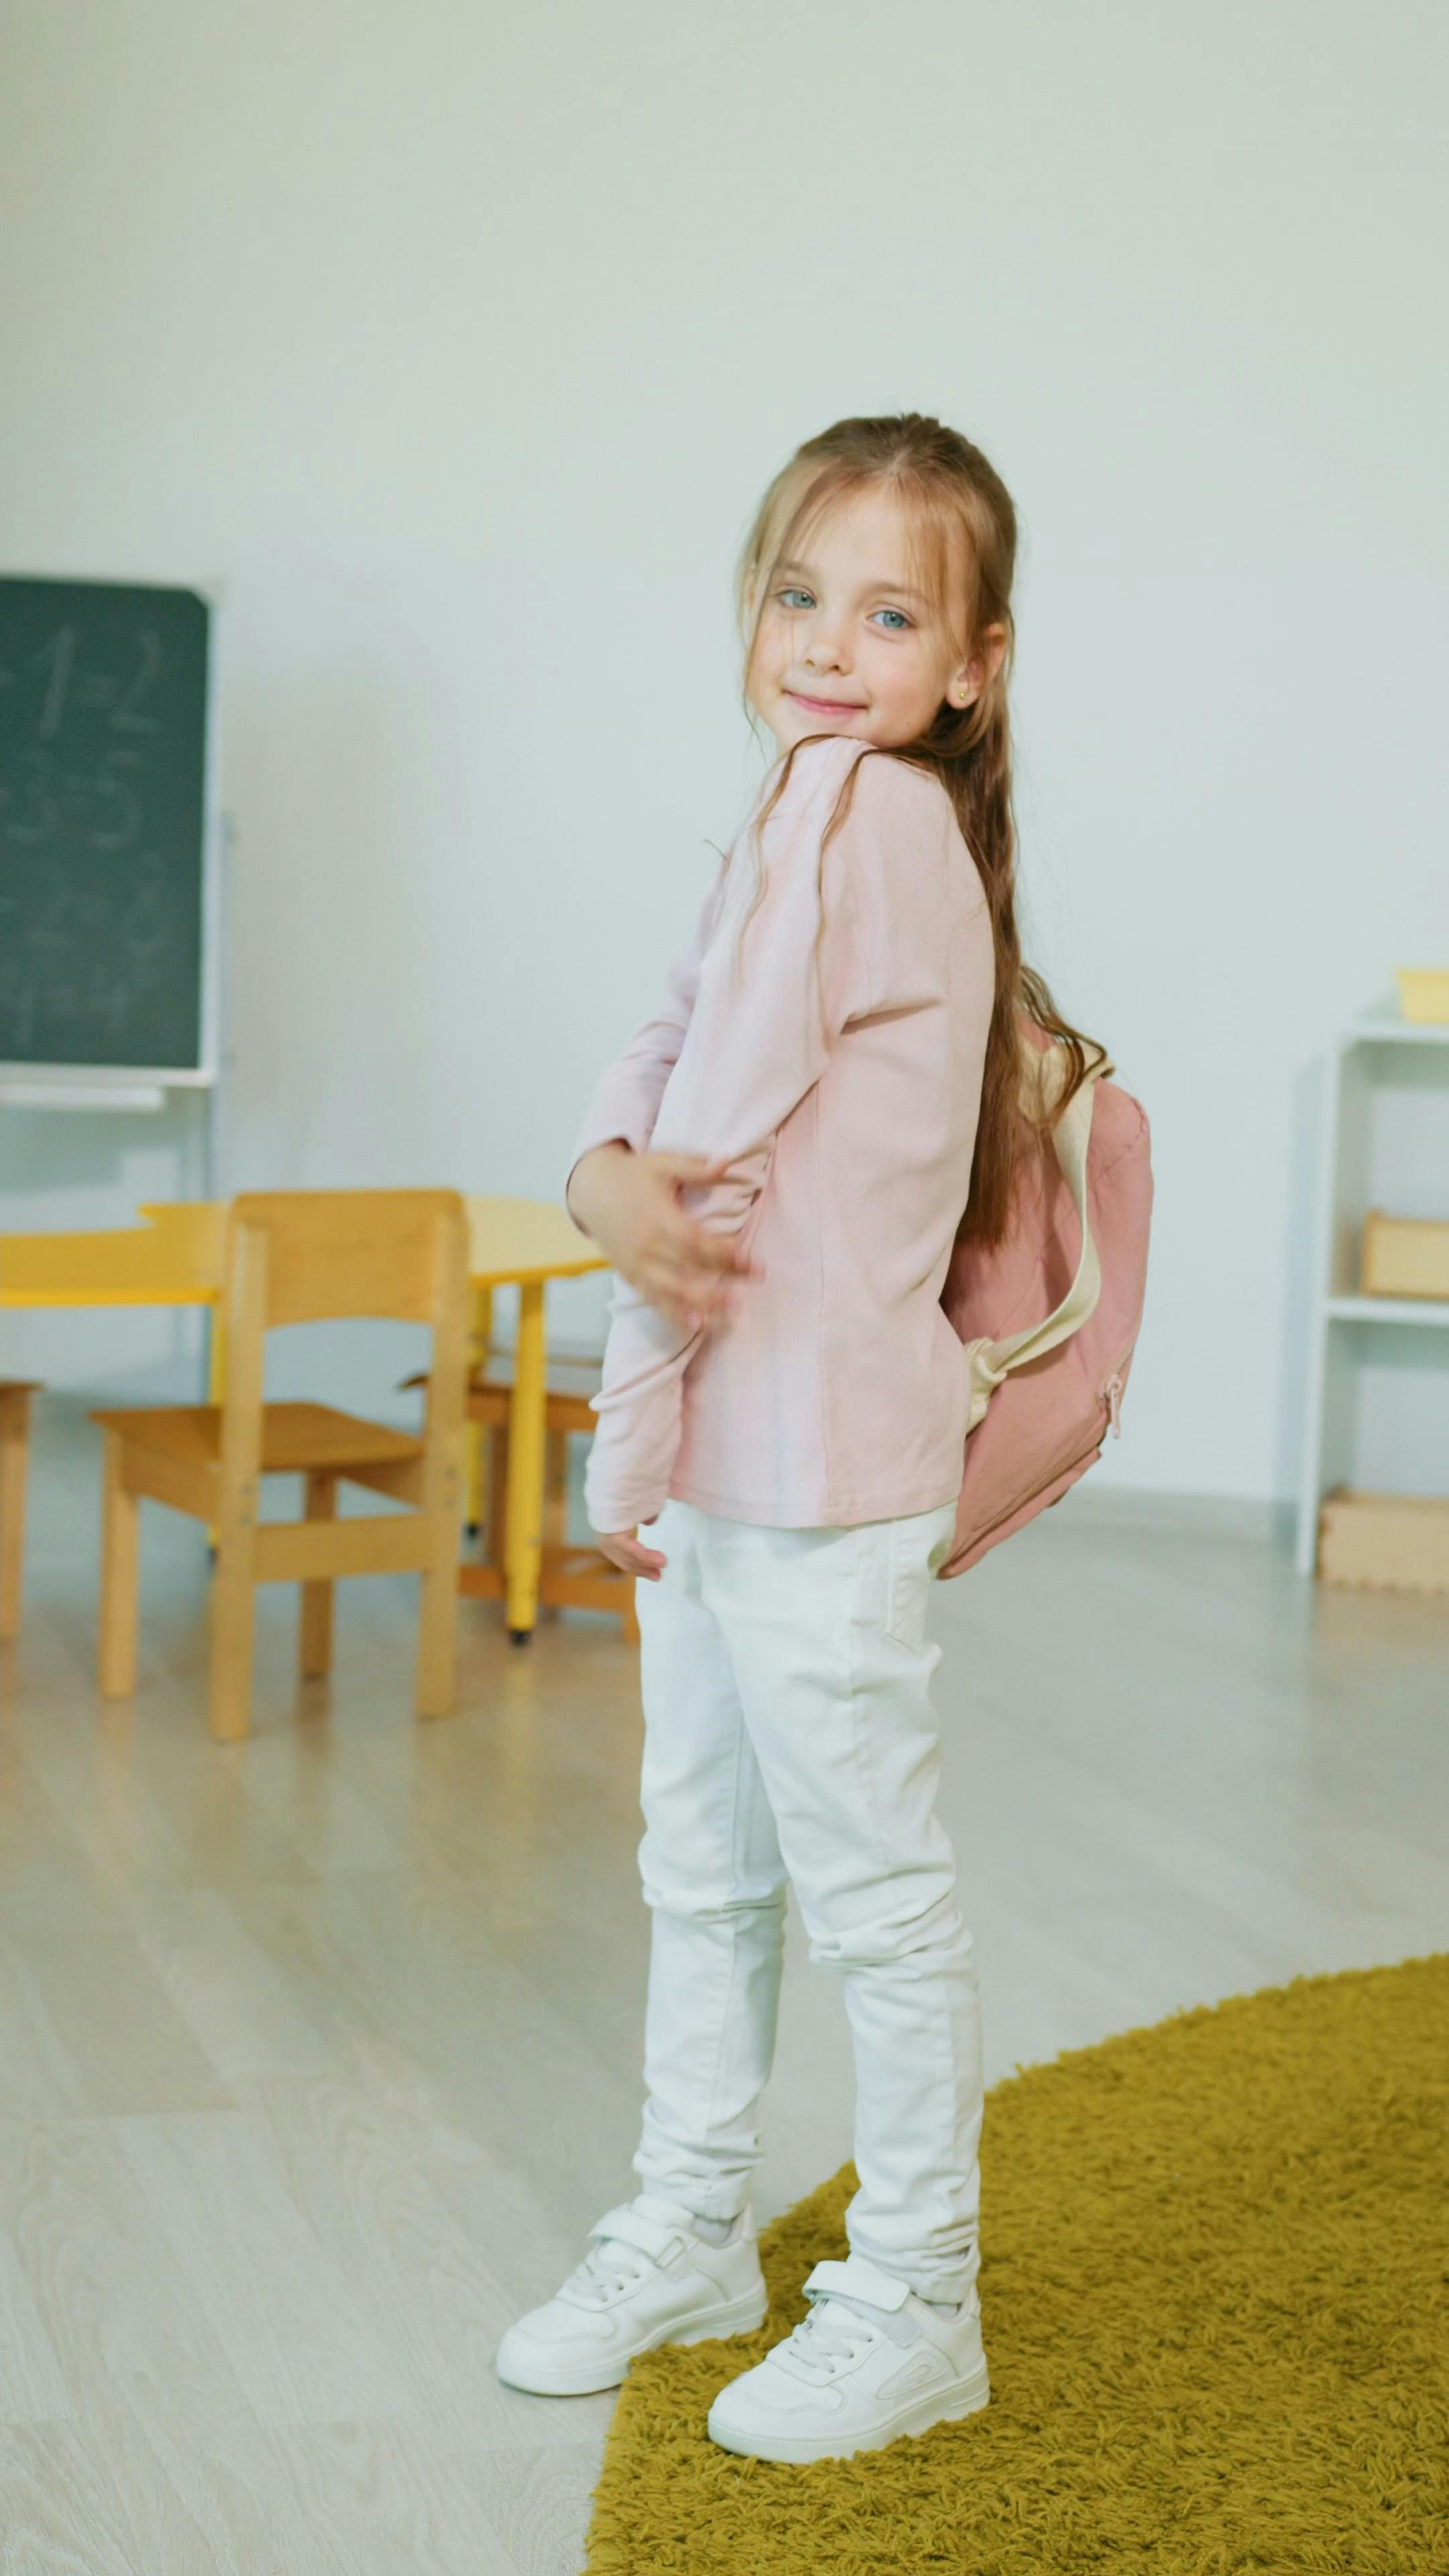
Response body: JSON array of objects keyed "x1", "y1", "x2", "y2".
[
  {"x1": 0, "y1": 747, "x2": 146, "y2": 849},
  {"x1": 13, "y1": 624, "x2": 165, "y2": 743},
  {"x1": 0, "y1": 579, "x2": 208, "y2": 1067}
]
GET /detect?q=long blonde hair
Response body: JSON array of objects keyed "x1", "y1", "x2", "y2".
[{"x1": 735, "y1": 412, "x2": 1102, "y2": 1251}]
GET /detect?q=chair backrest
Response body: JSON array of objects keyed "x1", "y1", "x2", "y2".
[
  {"x1": 211, "y1": 1192, "x2": 470, "y2": 1568},
  {"x1": 217, "y1": 1192, "x2": 471, "y2": 1486},
  {"x1": 226, "y1": 1191, "x2": 468, "y2": 1330}
]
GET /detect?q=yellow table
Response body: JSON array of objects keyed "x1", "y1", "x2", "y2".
[{"x1": 0, "y1": 1195, "x2": 608, "y2": 1640}]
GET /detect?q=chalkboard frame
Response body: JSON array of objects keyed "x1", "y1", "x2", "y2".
[{"x1": 0, "y1": 571, "x2": 223, "y2": 1093}]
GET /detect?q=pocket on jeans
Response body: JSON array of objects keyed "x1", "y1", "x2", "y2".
[
  {"x1": 883, "y1": 1506, "x2": 957, "y2": 1648},
  {"x1": 883, "y1": 1524, "x2": 925, "y2": 1649}
]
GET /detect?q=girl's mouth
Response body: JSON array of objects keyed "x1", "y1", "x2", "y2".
[{"x1": 787, "y1": 691, "x2": 865, "y2": 717}]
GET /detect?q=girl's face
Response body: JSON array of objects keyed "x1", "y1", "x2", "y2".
[{"x1": 747, "y1": 483, "x2": 998, "y2": 757}]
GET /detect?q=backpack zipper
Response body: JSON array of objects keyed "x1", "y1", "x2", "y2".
[
  {"x1": 1099, "y1": 1340, "x2": 1138, "y2": 1442},
  {"x1": 962, "y1": 1345, "x2": 1138, "y2": 1535}
]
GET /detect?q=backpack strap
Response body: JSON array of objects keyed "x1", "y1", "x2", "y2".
[{"x1": 962, "y1": 1050, "x2": 1105, "y2": 1432}]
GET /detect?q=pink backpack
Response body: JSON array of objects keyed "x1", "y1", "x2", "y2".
[{"x1": 938, "y1": 1029, "x2": 1152, "y2": 1576}]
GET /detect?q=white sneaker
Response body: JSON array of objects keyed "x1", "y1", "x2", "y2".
[
  {"x1": 706, "y1": 2252, "x2": 989, "y2": 2463},
  {"x1": 496, "y1": 2194, "x2": 767, "y2": 2397}
]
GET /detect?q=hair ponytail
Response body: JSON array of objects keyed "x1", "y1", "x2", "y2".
[{"x1": 735, "y1": 412, "x2": 1103, "y2": 1252}]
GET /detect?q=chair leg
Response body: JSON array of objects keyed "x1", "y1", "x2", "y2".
[
  {"x1": 464, "y1": 1285, "x2": 492, "y2": 1534},
  {"x1": 299, "y1": 1472, "x2": 337, "y2": 1679},
  {"x1": 209, "y1": 1525, "x2": 258, "y2": 1742},
  {"x1": 98, "y1": 1431, "x2": 141, "y2": 1698},
  {"x1": 0, "y1": 1399, "x2": 30, "y2": 1643},
  {"x1": 416, "y1": 1500, "x2": 460, "y2": 1720},
  {"x1": 205, "y1": 1307, "x2": 227, "y2": 1551},
  {"x1": 543, "y1": 1430, "x2": 569, "y2": 1544},
  {"x1": 621, "y1": 1579, "x2": 641, "y2": 1649},
  {"x1": 540, "y1": 1429, "x2": 569, "y2": 1619},
  {"x1": 484, "y1": 1424, "x2": 509, "y2": 1572}
]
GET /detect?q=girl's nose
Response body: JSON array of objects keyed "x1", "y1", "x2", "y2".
[{"x1": 803, "y1": 627, "x2": 847, "y2": 670}]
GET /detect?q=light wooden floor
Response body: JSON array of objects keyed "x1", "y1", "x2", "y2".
[{"x1": 1, "y1": 1406, "x2": 1446, "y2": 2573}]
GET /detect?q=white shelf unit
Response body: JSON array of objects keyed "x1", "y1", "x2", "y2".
[{"x1": 1296, "y1": 1005, "x2": 1449, "y2": 1574}]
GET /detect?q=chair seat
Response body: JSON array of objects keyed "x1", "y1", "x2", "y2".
[
  {"x1": 479, "y1": 1342, "x2": 603, "y2": 1398},
  {"x1": 90, "y1": 1401, "x2": 423, "y2": 1476},
  {"x1": 402, "y1": 1346, "x2": 602, "y2": 1403},
  {"x1": 464, "y1": 1383, "x2": 598, "y2": 1436}
]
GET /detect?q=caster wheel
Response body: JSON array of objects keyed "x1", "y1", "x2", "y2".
[{"x1": 508, "y1": 1628, "x2": 532, "y2": 1647}]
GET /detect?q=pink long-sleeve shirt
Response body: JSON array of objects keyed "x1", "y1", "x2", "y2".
[{"x1": 570, "y1": 735, "x2": 996, "y2": 1533}]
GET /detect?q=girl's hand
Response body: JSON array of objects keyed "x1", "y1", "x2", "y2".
[
  {"x1": 596, "y1": 1523, "x2": 667, "y2": 1580},
  {"x1": 566, "y1": 1143, "x2": 757, "y2": 1332}
]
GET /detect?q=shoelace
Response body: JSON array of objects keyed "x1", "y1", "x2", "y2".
[
  {"x1": 564, "y1": 2238, "x2": 651, "y2": 2308},
  {"x1": 779, "y1": 2297, "x2": 879, "y2": 2381}
]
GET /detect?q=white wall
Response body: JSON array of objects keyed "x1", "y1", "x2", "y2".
[{"x1": 1, "y1": 0, "x2": 1446, "y2": 1493}]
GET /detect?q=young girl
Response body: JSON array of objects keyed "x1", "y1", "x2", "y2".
[{"x1": 496, "y1": 413, "x2": 1094, "y2": 2465}]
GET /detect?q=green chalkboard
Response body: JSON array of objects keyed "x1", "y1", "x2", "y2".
[{"x1": 0, "y1": 576, "x2": 213, "y2": 1072}]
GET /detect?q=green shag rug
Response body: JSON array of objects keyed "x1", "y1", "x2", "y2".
[{"x1": 585, "y1": 1955, "x2": 1449, "y2": 2574}]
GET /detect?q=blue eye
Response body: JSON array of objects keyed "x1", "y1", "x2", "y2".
[
  {"x1": 777, "y1": 587, "x2": 814, "y2": 610},
  {"x1": 873, "y1": 608, "x2": 911, "y2": 631}
]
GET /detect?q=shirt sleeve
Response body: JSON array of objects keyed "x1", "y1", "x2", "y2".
[
  {"x1": 565, "y1": 862, "x2": 729, "y2": 1194},
  {"x1": 584, "y1": 740, "x2": 879, "y2": 1532}
]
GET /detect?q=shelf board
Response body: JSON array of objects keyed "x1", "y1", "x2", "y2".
[
  {"x1": 1343, "y1": 1005, "x2": 1449, "y2": 1049},
  {"x1": 1325, "y1": 1294, "x2": 1449, "y2": 1328}
]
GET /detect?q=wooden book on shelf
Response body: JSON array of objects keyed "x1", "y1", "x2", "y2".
[{"x1": 1318, "y1": 1489, "x2": 1449, "y2": 1595}]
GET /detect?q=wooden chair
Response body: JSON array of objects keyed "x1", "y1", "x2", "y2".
[
  {"x1": 0, "y1": 1381, "x2": 40, "y2": 1642},
  {"x1": 404, "y1": 1342, "x2": 639, "y2": 1642},
  {"x1": 92, "y1": 1191, "x2": 469, "y2": 1741}
]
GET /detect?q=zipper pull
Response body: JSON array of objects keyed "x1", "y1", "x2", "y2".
[{"x1": 1104, "y1": 1373, "x2": 1124, "y2": 1438}]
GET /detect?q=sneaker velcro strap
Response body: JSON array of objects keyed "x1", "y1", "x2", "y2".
[
  {"x1": 588, "y1": 2204, "x2": 686, "y2": 2266},
  {"x1": 804, "y1": 2255, "x2": 911, "y2": 2313}
]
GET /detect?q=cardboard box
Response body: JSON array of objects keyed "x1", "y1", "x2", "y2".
[
  {"x1": 1396, "y1": 967, "x2": 1449, "y2": 1025},
  {"x1": 1318, "y1": 1489, "x2": 1449, "y2": 1594},
  {"x1": 1360, "y1": 1211, "x2": 1449, "y2": 1301}
]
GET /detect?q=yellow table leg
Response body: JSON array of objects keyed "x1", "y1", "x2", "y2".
[
  {"x1": 465, "y1": 1283, "x2": 492, "y2": 1532},
  {"x1": 504, "y1": 1281, "x2": 547, "y2": 1642}
]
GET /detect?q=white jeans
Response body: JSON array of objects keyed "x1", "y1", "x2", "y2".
[{"x1": 632, "y1": 1496, "x2": 983, "y2": 2304}]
